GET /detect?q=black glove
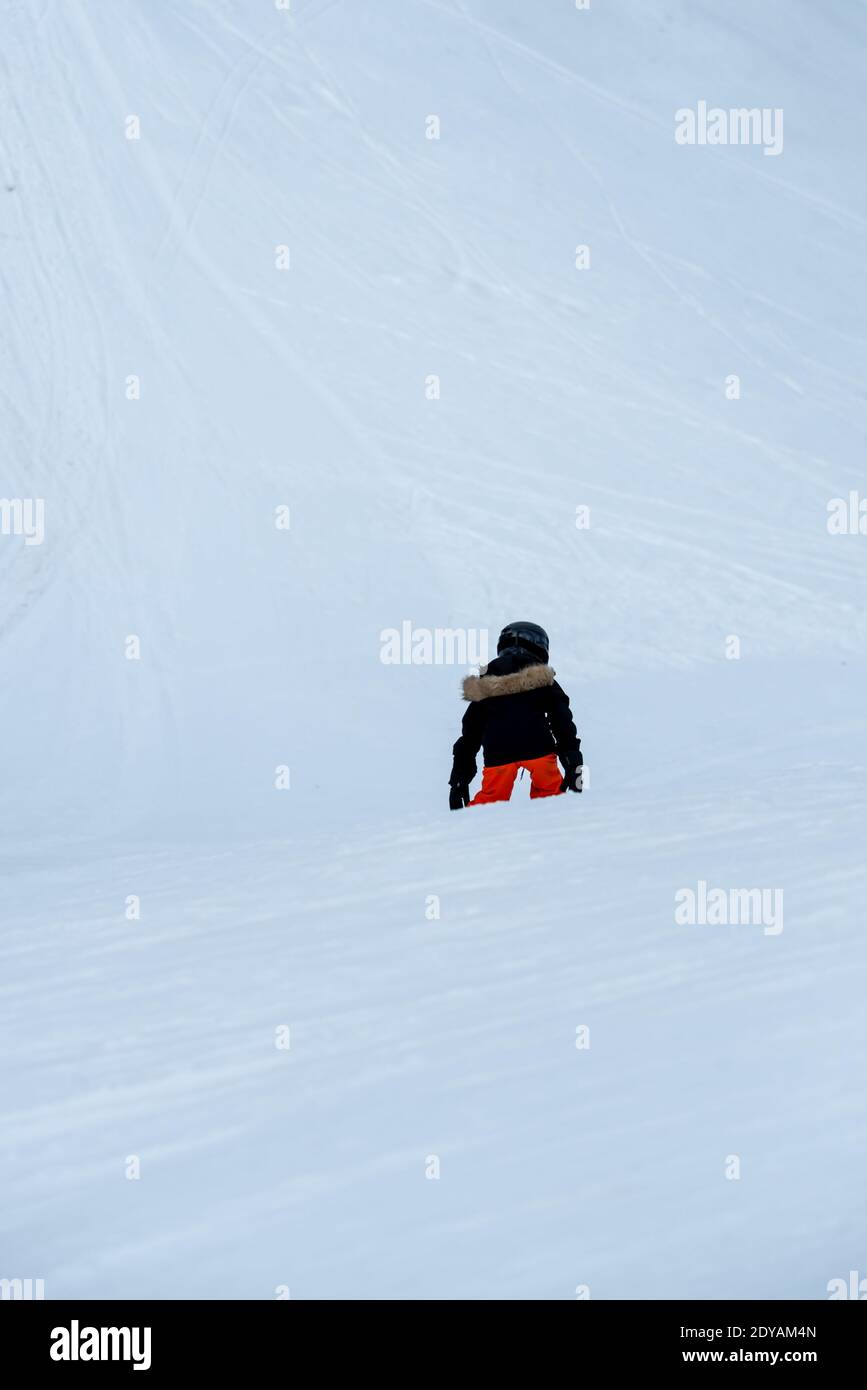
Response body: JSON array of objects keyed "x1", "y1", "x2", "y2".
[
  {"x1": 449, "y1": 783, "x2": 470, "y2": 810},
  {"x1": 559, "y1": 748, "x2": 583, "y2": 793}
]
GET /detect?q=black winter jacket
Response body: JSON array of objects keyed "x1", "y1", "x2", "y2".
[{"x1": 450, "y1": 652, "x2": 580, "y2": 785}]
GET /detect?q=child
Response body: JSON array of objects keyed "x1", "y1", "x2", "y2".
[{"x1": 449, "y1": 622, "x2": 582, "y2": 808}]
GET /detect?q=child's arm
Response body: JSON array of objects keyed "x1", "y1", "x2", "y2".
[
  {"x1": 546, "y1": 681, "x2": 583, "y2": 789},
  {"x1": 546, "y1": 680, "x2": 580, "y2": 758},
  {"x1": 450, "y1": 702, "x2": 484, "y2": 789}
]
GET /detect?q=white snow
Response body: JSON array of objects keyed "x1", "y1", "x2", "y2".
[{"x1": 1, "y1": 0, "x2": 865, "y2": 1299}]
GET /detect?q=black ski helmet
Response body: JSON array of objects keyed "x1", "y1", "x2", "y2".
[{"x1": 496, "y1": 621, "x2": 549, "y2": 663}]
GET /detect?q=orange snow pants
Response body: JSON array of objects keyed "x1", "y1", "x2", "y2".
[{"x1": 469, "y1": 753, "x2": 564, "y2": 805}]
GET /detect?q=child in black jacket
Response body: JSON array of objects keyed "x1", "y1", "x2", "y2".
[{"x1": 449, "y1": 622, "x2": 582, "y2": 809}]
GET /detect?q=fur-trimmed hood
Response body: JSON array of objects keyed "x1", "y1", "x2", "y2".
[{"x1": 462, "y1": 663, "x2": 556, "y2": 702}]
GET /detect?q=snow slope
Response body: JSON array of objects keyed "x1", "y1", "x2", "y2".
[{"x1": 1, "y1": 0, "x2": 865, "y2": 1298}]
